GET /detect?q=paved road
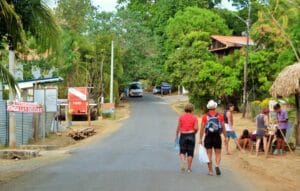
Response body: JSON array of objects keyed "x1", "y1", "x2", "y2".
[{"x1": 1, "y1": 94, "x2": 251, "y2": 191}]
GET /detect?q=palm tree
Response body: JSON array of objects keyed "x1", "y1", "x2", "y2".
[
  {"x1": 0, "y1": 0, "x2": 23, "y2": 93},
  {"x1": 0, "y1": 0, "x2": 61, "y2": 94}
]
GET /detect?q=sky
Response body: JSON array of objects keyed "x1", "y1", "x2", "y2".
[
  {"x1": 93, "y1": 0, "x2": 236, "y2": 12},
  {"x1": 48, "y1": 0, "x2": 236, "y2": 12}
]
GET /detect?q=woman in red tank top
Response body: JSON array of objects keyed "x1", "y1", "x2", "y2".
[{"x1": 175, "y1": 103, "x2": 198, "y2": 173}]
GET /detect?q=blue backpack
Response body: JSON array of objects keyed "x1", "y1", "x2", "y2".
[{"x1": 205, "y1": 113, "x2": 222, "y2": 135}]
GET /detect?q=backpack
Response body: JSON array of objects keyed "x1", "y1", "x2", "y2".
[{"x1": 205, "y1": 113, "x2": 222, "y2": 135}]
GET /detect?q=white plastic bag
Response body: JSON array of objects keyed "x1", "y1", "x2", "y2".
[
  {"x1": 174, "y1": 137, "x2": 179, "y2": 152},
  {"x1": 198, "y1": 144, "x2": 209, "y2": 164}
]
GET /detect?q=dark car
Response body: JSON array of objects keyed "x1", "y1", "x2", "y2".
[{"x1": 161, "y1": 82, "x2": 172, "y2": 94}]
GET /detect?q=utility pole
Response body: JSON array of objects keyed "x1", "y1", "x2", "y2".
[
  {"x1": 109, "y1": 41, "x2": 114, "y2": 104},
  {"x1": 8, "y1": 40, "x2": 16, "y2": 147},
  {"x1": 99, "y1": 49, "x2": 105, "y2": 105},
  {"x1": 242, "y1": 1, "x2": 251, "y2": 118}
]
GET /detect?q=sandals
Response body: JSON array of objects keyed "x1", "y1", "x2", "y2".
[{"x1": 215, "y1": 167, "x2": 221, "y2": 176}]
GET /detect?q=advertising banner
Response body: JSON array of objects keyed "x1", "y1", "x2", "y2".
[{"x1": 7, "y1": 101, "x2": 43, "y2": 113}]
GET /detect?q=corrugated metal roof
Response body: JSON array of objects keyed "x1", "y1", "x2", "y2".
[{"x1": 4, "y1": 77, "x2": 63, "y2": 90}]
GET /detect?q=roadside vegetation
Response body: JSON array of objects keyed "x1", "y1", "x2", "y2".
[{"x1": 0, "y1": 0, "x2": 299, "y2": 107}]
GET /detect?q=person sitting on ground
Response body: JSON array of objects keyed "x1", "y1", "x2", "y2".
[
  {"x1": 224, "y1": 103, "x2": 245, "y2": 154},
  {"x1": 273, "y1": 103, "x2": 289, "y2": 156},
  {"x1": 255, "y1": 109, "x2": 269, "y2": 156},
  {"x1": 238, "y1": 129, "x2": 252, "y2": 150},
  {"x1": 175, "y1": 103, "x2": 198, "y2": 173}
]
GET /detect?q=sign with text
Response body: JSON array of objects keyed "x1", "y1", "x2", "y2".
[
  {"x1": 101, "y1": 103, "x2": 115, "y2": 114},
  {"x1": 7, "y1": 101, "x2": 43, "y2": 113}
]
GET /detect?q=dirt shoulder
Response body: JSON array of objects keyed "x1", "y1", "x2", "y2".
[
  {"x1": 0, "y1": 102, "x2": 130, "y2": 184},
  {"x1": 170, "y1": 98, "x2": 299, "y2": 191}
]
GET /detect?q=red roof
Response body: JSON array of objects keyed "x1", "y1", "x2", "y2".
[{"x1": 211, "y1": 35, "x2": 254, "y2": 49}]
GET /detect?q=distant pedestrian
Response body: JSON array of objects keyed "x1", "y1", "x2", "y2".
[
  {"x1": 199, "y1": 100, "x2": 226, "y2": 176},
  {"x1": 273, "y1": 103, "x2": 289, "y2": 155},
  {"x1": 224, "y1": 104, "x2": 244, "y2": 154},
  {"x1": 255, "y1": 109, "x2": 269, "y2": 156},
  {"x1": 175, "y1": 103, "x2": 198, "y2": 173}
]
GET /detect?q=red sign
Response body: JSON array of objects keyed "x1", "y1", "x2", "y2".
[
  {"x1": 7, "y1": 101, "x2": 43, "y2": 113},
  {"x1": 68, "y1": 87, "x2": 88, "y2": 115}
]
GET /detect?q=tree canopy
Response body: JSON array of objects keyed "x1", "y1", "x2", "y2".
[{"x1": 0, "y1": 0, "x2": 299, "y2": 107}]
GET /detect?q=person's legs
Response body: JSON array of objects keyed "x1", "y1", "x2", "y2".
[
  {"x1": 215, "y1": 148, "x2": 222, "y2": 175},
  {"x1": 187, "y1": 156, "x2": 193, "y2": 172},
  {"x1": 280, "y1": 129, "x2": 286, "y2": 154},
  {"x1": 225, "y1": 137, "x2": 230, "y2": 154},
  {"x1": 238, "y1": 139, "x2": 244, "y2": 149},
  {"x1": 241, "y1": 139, "x2": 247, "y2": 149},
  {"x1": 276, "y1": 137, "x2": 281, "y2": 154},
  {"x1": 256, "y1": 138, "x2": 261, "y2": 156},
  {"x1": 180, "y1": 153, "x2": 186, "y2": 171},
  {"x1": 206, "y1": 149, "x2": 213, "y2": 175},
  {"x1": 234, "y1": 138, "x2": 245, "y2": 152},
  {"x1": 186, "y1": 134, "x2": 195, "y2": 172},
  {"x1": 279, "y1": 138, "x2": 284, "y2": 155},
  {"x1": 179, "y1": 135, "x2": 187, "y2": 171},
  {"x1": 215, "y1": 149, "x2": 221, "y2": 166},
  {"x1": 263, "y1": 136, "x2": 268, "y2": 155},
  {"x1": 245, "y1": 139, "x2": 251, "y2": 150}
]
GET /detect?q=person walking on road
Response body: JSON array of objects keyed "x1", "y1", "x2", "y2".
[
  {"x1": 255, "y1": 108, "x2": 269, "y2": 156},
  {"x1": 273, "y1": 103, "x2": 289, "y2": 155},
  {"x1": 224, "y1": 104, "x2": 244, "y2": 154},
  {"x1": 176, "y1": 103, "x2": 198, "y2": 173},
  {"x1": 199, "y1": 100, "x2": 226, "y2": 176}
]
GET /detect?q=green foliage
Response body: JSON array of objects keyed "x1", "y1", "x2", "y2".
[
  {"x1": 56, "y1": 0, "x2": 94, "y2": 33},
  {"x1": 164, "y1": 7, "x2": 240, "y2": 107},
  {"x1": 1, "y1": 0, "x2": 299, "y2": 110},
  {"x1": 165, "y1": 7, "x2": 231, "y2": 50}
]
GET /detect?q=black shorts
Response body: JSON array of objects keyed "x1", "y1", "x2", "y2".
[
  {"x1": 179, "y1": 133, "x2": 195, "y2": 157},
  {"x1": 204, "y1": 135, "x2": 222, "y2": 149},
  {"x1": 276, "y1": 129, "x2": 286, "y2": 139}
]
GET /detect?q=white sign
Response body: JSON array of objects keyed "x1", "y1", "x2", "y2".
[
  {"x1": 7, "y1": 101, "x2": 43, "y2": 113},
  {"x1": 34, "y1": 89, "x2": 58, "y2": 112}
]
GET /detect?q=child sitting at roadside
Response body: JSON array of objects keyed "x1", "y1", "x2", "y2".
[{"x1": 238, "y1": 129, "x2": 252, "y2": 150}]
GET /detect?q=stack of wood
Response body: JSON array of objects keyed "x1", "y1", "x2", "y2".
[{"x1": 68, "y1": 127, "x2": 96, "y2": 140}]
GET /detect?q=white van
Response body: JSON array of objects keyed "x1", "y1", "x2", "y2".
[{"x1": 129, "y1": 82, "x2": 143, "y2": 97}]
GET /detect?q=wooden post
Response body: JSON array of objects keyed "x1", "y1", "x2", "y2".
[{"x1": 295, "y1": 92, "x2": 300, "y2": 147}]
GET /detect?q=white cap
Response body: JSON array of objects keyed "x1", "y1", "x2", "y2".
[{"x1": 207, "y1": 100, "x2": 217, "y2": 109}]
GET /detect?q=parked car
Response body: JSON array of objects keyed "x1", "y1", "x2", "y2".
[
  {"x1": 129, "y1": 82, "x2": 143, "y2": 97},
  {"x1": 152, "y1": 86, "x2": 161, "y2": 94},
  {"x1": 161, "y1": 82, "x2": 172, "y2": 95}
]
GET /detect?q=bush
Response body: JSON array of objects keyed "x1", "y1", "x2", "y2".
[
  {"x1": 250, "y1": 100, "x2": 261, "y2": 118},
  {"x1": 259, "y1": 98, "x2": 270, "y2": 109}
]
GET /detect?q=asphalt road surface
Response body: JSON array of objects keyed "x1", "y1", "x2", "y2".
[{"x1": 1, "y1": 94, "x2": 251, "y2": 191}]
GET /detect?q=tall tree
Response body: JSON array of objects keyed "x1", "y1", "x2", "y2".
[
  {"x1": 0, "y1": 0, "x2": 60, "y2": 93},
  {"x1": 55, "y1": 0, "x2": 94, "y2": 33},
  {"x1": 164, "y1": 7, "x2": 234, "y2": 107}
]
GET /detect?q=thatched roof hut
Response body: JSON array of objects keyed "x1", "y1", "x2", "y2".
[
  {"x1": 270, "y1": 62, "x2": 300, "y2": 147},
  {"x1": 270, "y1": 63, "x2": 300, "y2": 97}
]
